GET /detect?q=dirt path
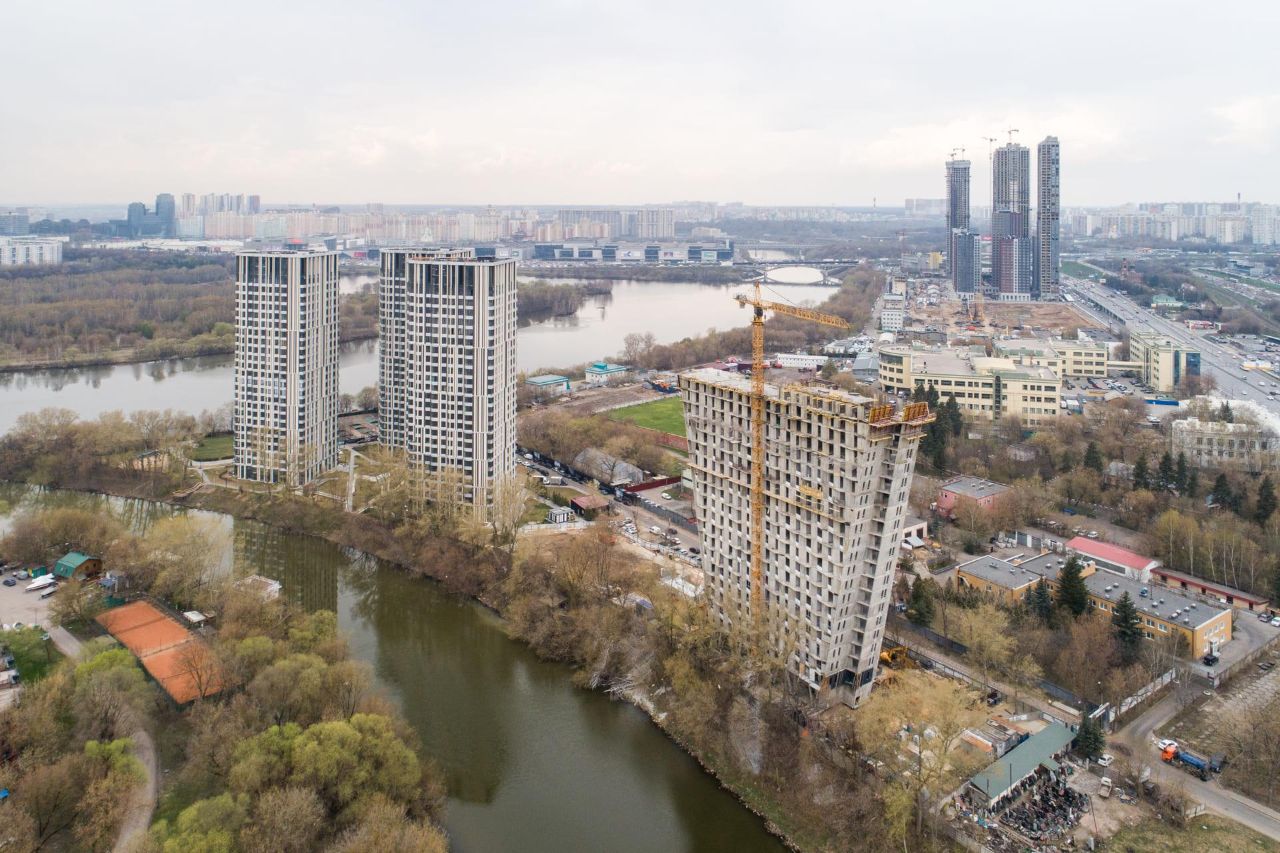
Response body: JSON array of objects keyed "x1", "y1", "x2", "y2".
[{"x1": 113, "y1": 729, "x2": 158, "y2": 852}]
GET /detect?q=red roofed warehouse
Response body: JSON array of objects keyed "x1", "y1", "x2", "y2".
[{"x1": 1065, "y1": 537, "x2": 1160, "y2": 583}]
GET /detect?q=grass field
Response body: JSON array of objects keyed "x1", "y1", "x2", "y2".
[
  {"x1": 3, "y1": 626, "x2": 63, "y2": 683},
  {"x1": 1102, "y1": 815, "x2": 1279, "y2": 852},
  {"x1": 191, "y1": 434, "x2": 233, "y2": 461},
  {"x1": 607, "y1": 396, "x2": 686, "y2": 436},
  {"x1": 1063, "y1": 260, "x2": 1101, "y2": 279}
]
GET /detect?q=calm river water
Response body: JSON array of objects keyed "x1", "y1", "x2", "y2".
[
  {"x1": 0, "y1": 483, "x2": 783, "y2": 853},
  {"x1": 0, "y1": 278, "x2": 834, "y2": 434}
]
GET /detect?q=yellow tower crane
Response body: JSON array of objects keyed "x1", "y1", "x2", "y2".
[{"x1": 735, "y1": 281, "x2": 850, "y2": 623}]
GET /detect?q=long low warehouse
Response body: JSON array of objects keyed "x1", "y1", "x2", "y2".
[{"x1": 967, "y1": 722, "x2": 1076, "y2": 809}]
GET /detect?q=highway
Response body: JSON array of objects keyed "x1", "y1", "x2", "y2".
[{"x1": 1064, "y1": 272, "x2": 1280, "y2": 416}]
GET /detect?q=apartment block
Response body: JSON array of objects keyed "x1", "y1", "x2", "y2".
[
  {"x1": 0, "y1": 237, "x2": 63, "y2": 266},
  {"x1": 679, "y1": 369, "x2": 930, "y2": 705},
  {"x1": 993, "y1": 338, "x2": 1109, "y2": 378},
  {"x1": 233, "y1": 251, "x2": 340, "y2": 485},
  {"x1": 1129, "y1": 331, "x2": 1200, "y2": 392},
  {"x1": 379, "y1": 249, "x2": 517, "y2": 509},
  {"x1": 878, "y1": 344, "x2": 1062, "y2": 427}
]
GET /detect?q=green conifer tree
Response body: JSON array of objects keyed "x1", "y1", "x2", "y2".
[{"x1": 1055, "y1": 555, "x2": 1089, "y2": 616}]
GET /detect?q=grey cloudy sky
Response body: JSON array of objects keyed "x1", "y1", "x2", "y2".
[{"x1": 5, "y1": 0, "x2": 1278, "y2": 206}]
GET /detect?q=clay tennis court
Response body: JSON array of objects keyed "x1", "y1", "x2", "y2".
[{"x1": 96, "y1": 600, "x2": 222, "y2": 704}]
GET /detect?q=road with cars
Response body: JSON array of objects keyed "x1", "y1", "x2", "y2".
[
  {"x1": 1064, "y1": 272, "x2": 1280, "y2": 415},
  {"x1": 1114, "y1": 690, "x2": 1280, "y2": 841}
]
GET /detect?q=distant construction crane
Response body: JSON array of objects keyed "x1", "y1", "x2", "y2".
[
  {"x1": 735, "y1": 282, "x2": 850, "y2": 623},
  {"x1": 1006, "y1": 127, "x2": 1020, "y2": 144}
]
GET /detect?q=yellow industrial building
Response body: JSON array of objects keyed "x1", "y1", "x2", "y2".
[{"x1": 955, "y1": 552, "x2": 1232, "y2": 658}]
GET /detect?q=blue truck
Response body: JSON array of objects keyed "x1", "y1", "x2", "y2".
[{"x1": 1162, "y1": 744, "x2": 1209, "y2": 781}]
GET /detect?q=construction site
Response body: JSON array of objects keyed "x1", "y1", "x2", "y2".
[
  {"x1": 913, "y1": 292, "x2": 1104, "y2": 340},
  {"x1": 678, "y1": 282, "x2": 935, "y2": 706}
]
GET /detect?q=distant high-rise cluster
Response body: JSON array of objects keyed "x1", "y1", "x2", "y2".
[
  {"x1": 121, "y1": 193, "x2": 179, "y2": 238},
  {"x1": 991, "y1": 142, "x2": 1033, "y2": 301},
  {"x1": 945, "y1": 158, "x2": 978, "y2": 293},
  {"x1": 948, "y1": 135, "x2": 1059, "y2": 301}
]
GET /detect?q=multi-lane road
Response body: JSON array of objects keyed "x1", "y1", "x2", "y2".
[{"x1": 1064, "y1": 273, "x2": 1280, "y2": 417}]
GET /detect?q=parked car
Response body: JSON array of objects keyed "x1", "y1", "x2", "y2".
[
  {"x1": 1260, "y1": 612, "x2": 1273, "y2": 622},
  {"x1": 1158, "y1": 738, "x2": 1179, "y2": 752},
  {"x1": 1097, "y1": 753, "x2": 1115, "y2": 767},
  {"x1": 14, "y1": 571, "x2": 28, "y2": 581},
  {"x1": 660, "y1": 492, "x2": 672, "y2": 500},
  {"x1": 1271, "y1": 616, "x2": 1280, "y2": 627},
  {"x1": 1202, "y1": 653, "x2": 1220, "y2": 667},
  {"x1": 1, "y1": 578, "x2": 14, "y2": 587}
]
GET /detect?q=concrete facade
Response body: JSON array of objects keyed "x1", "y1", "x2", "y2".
[
  {"x1": 679, "y1": 369, "x2": 929, "y2": 704},
  {"x1": 1171, "y1": 417, "x2": 1279, "y2": 473},
  {"x1": 379, "y1": 249, "x2": 518, "y2": 509},
  {"x1": 233, "y1": 251, "x2": 340, "y2": 485},
  {"x1": 0, "y1": 237, "x2": 63, "y2": 266}
]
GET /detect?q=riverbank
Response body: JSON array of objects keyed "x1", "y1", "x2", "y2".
[
  {"x1": 0, "y1": 331, "x2": 380, "y2": 373},
  {"x1": 6, "y1": 475, "x2": 822, "y2": 850}
]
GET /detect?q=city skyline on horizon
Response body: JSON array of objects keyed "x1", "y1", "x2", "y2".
[{"x1": 4, "y1": 2, "x2": 1277, "y2": 207}]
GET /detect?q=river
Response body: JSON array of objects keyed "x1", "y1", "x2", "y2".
[
  {"x1": 0, "y1": 278, "x2": 836, "y2": 433},
  {"x1": 0, "y1": 483, "x2": 783, "y2": 853}
]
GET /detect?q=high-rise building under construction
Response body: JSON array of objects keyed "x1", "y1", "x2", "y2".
[{"x1": 679, "y1": 369, "x2": 930, "y2": 706}]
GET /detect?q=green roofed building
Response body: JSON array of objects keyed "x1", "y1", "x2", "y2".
[
  {"x1": 968, "y1": 722, "x2": 1076, "y2": 807},
  {"x1": 53, "y1": 551, "x2": 102, "y2": 580}
]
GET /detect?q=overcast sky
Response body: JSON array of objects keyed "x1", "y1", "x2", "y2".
[{"x1": 5, "y1": 0, "x2": 1278, "y2": 207}]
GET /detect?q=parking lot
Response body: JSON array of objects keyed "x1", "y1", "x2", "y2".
[{"x1": 0, "y1": 569, "x2": 54, "y2": 630}]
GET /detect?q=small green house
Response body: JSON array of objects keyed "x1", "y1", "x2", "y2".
[{"x1": 53, "y1": 552, "x2": 102, "y2": 581}]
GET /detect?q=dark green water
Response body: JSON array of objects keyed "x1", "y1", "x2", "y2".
[{"x1": 0, "y1": 485, "x2": 783, "y2": 853}]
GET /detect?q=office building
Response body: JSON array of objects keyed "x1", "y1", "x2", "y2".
[
  {"x1": 0, "y1": 212, "x2": 30, "y2": 236},
  {"x1": 993, "y1": 337, "x2": 1109, "y2": 378},
  {"x1": 0, "y1": 237, "x2": 63, "y2": 266},
  {"x1": 1129, "y1": 331, "x2": 1200, "y2": 392},
  {"x1": 379, "y1": 249, "x2": 517, "y2": 509},
  {"x1": 992, "y1": 143, "x2": 1032, "y2": 300},
  {"x1": 1036, "y1": 137, "x2": 1060, "y2": 299},
  {"x1": 878, "y1": 343, "x2": 1062, "y2": 427},
  {"x1": 945, "y1": 158, "x2": 971, "y2": 279},
  {"x1": 155, "y1": 193, "x2": 176, "y2": 238},
  {"x1": 679, "y1": 370, "x2": 930, "y2": 705},
  {"x1": 233, "y1": 251, "x2": 340, "y2": 486}
]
